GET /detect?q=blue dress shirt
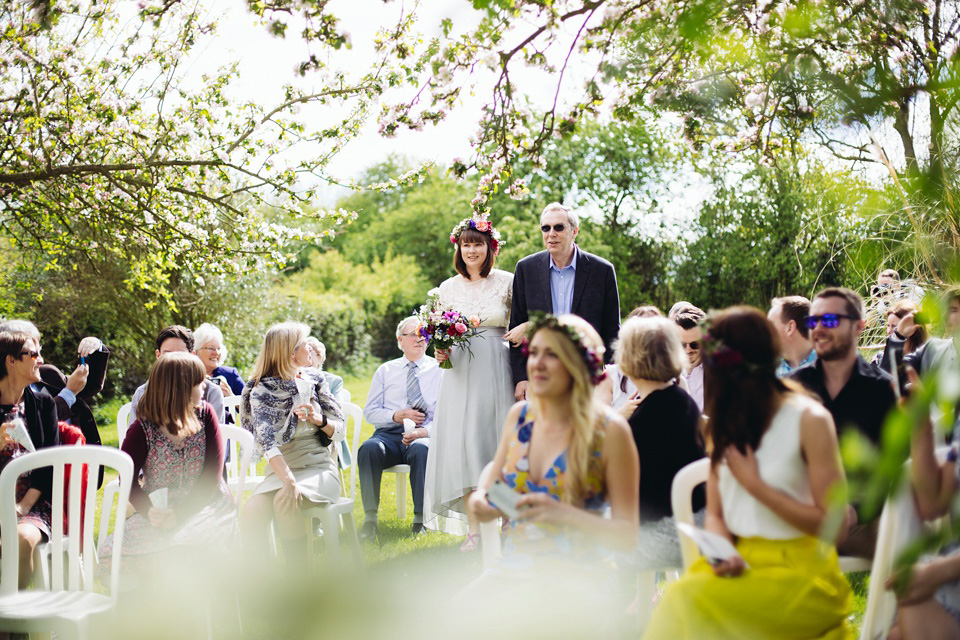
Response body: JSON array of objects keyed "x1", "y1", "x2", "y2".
[
  {"x1": 549, "y1": 247, "x2": 578, "y2": 315},
  {"x1": 363, "y1": 355, "x2": 442, "y2": 437}
]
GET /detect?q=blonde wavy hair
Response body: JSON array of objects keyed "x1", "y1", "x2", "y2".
[
  {"x1": 249, "y1": 322, "x2": 310, "y2": 383},
  {"x1": 526, "y1": 314, "x2": 605, "y2": 505}
]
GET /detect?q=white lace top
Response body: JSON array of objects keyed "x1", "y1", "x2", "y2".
[{"x1": 436, "y1": 269, "x2": 514, "y2": 328}]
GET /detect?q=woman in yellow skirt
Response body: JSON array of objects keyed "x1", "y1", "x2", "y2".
[{"x1": 644, "y1": 307, "x2": 853, "y2": 640}]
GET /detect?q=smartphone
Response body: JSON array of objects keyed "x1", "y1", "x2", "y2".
[{"x1": 486, "y1": 479, "x2": 525, "y2": 520}]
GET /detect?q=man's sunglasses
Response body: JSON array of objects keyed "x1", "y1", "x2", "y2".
[
  {"x1": 804, "y1": 313, "x2": 857, "y2": 330},
  {"x1": 681, "y1": 341, "x2": 701, "y2": 350},
  {"x1": 19, "y1": 348, "x2": 41, "y2": 360},
  {"x1": 540, "y1": 223, "x2": 567, "y2": 233}
]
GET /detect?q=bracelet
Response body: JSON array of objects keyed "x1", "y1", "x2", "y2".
[
  {"x1": 321, "y1": 414, "x2": 328, "y2": 428},
  {"x1": 893, "y1": 329, "x2": 906, "y2": 340}
]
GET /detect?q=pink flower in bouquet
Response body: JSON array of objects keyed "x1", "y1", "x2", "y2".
[
  {"x1": 454, "y1": 322, "x2": 468, "y2": 334},
  {"x1": 469, "y1": 315, "x2": 480, "y2": 328}
]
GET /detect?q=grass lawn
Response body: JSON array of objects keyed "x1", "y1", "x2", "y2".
[{"x1": 86, "y1": 364, "x2": 869, "y2": 633}]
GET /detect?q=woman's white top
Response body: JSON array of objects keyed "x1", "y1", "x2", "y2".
[
  {"x1": 608, "y1": 365, "x2": 638, "y2": 411},
  {"x1": 718, "y1": 393, "x2": 816, "y2": 540},
  {"x1": 437, "y1": 269, "x2": 514, "y2": 328}
]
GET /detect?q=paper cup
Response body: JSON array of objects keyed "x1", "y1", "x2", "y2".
[
  {"x1": 402, "y1": 418, "x2": 415, "y2": 434},
  {"x1": 149, "y1": 488, "x2": 169, "y2": 510},
  {"x1": 8, "y1": 419, "x2": 35, "y2": 453}
]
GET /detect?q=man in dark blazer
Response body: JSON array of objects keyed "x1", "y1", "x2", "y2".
[{"x1": 507, "y1": 202, "x2": 621, "y2": 400}]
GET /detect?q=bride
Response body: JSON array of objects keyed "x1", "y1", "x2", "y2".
[{"x1": 424, "y1": 215, "x2": 514, "y2": 550}]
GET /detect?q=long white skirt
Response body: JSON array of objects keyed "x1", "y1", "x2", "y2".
[{"x1": 424, "y1": 328, "x2": 514, "y2": 533}]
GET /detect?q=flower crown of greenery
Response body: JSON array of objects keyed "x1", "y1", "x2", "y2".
[
  {"x1": 521, "y1": 312, "x2": 606, "y2": 385},
  {"x1": 699, "y1": 319, "x2": 775, "y2": 376},
  {"x1": 450, "y1": 214, "x2": 503, "y2": 256}
]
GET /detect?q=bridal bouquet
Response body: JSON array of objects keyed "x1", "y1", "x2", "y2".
[{"x1": 416, "y1": 289, "x2": 481, "y2": 370}]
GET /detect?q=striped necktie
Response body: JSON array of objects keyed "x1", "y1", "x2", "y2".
[{"x1": 406, "y1": 360, "x2": 426, "y2": 412}]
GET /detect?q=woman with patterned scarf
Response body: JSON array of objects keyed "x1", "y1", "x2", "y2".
[{"x1": 239, "y1": 322, "x2": 345, "y2": 565}]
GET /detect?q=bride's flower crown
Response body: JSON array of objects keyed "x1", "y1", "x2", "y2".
[{"x1": 450, "y1": 214, "x2": 503, "y2": 256}]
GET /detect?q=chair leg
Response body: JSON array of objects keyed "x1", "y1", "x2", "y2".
[
  {"x1": 97, "y1": 485, "x2": 118, "y2": 550},
  {"x1": 341, "y1": 512, "x2": 361, "y2": 565},
  {"x1": 396, "y1": 472, "x2": 408, "y2": 520},
  {"x1": 320, "y1": 510, "x2": 341, "y2": 564}
]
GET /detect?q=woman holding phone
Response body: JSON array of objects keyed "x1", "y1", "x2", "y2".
[
  {"x1": 643, "y1": 307, "x2": 853, "y2": 640},
  {"x1": 98, "y1": 352, "x2": 236, "y2": 574},
  {"x1": 467, "y1": 314, "x2": 639, "y2": 561}
]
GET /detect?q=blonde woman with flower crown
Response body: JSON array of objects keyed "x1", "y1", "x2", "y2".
[
  {"x1": 466, "y1": 314, "x2": 639, "y2": 560},
  {"x1": 424, "y1": 215, "x2": 515, "y2": 549}
]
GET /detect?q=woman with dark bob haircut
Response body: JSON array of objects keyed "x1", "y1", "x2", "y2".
[
  {"x1": 424, "y1": 215, "x2": 514, "y2": 548},
  {"x1": 644, "y1": 307, "x2": 854, "y2": 640},
  {"x1": 0, "y1": 330, "x2": 60, "y2": 588}
]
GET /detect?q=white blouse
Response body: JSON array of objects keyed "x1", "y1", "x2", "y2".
[
  {"x1": 436, "y1": 269, "x2": 513, "y2": 328},
  {"x1": 718, "y1": 393, "x2": 816, "y2": 540}
]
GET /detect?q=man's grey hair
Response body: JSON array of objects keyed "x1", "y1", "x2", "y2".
[
  {"x1": 540, "y1": 202, "x2": 579, "y2": 230},
  {"x1": 396, "y1": 316, "x2": 419, "y2": 338},
  {"x1": 0, "y1": 319, "x2": 40, "y2": 341}
]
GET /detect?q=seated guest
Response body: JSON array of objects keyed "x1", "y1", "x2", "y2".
[
  {"x1": 595, "y1": 305, "x2": 663, "y2": 416},
  {"x1": 0, "y1": 319, "x2": 109, "y2": 448},
  {"x1": 673, "y1": 307, "x2": 706, "y2": 411},
  {"x1": 468, "y1": 314, "x2": 639, "y2": 562},
  {"x1": 193, "y1": 323, "x2": 244, "y2": 396},
  {"x1": 0, "y1": 330, "x2": 59, "y2": 588},
  {"x1": 789, "y1": 287, "x2": 896, "y2": 558},
  {"x1": 239, "y1": 322, "x2": 344, "y2": 564},
  {"x1": 98, "y1": 352, "x2": 236, "y2": 576},
  {"x1": 304, "y1": 336, "x2": 344, "y2": 398},
  {"x1": 129, "y1": 326, "x2": 224, "y2": 428},
  {"x1": 767, "y1": 296, "x2": 817, "y2": 377},
  {"x1": 887, "y1": 372, "x2": 960, "y2": 640},
  {"x1": 359, "y1": 316, "x2": 441, "y2": 541},
  {"x1": 643, "y1": 307, "x2": 853, "y2": 640},
  {"x1": 616, "y1": 316, "x2": 705, "y2": 569}
]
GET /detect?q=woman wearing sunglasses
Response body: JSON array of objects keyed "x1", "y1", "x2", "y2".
[{"x1": 0, "y1": 330, "x2": 60, "y2": 588}]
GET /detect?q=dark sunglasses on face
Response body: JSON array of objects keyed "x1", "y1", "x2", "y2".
[
  {"x1": 541, "y1": 223, "x2": 566, "y2": 233},
  {"x1": 681, "y1": 341, "x2": 701, "y2": 350},
  {"x1": 19, "y1": 349, "x2": 41, "y2": 360},
  {"x1": 804, "y1": 313, "x2": 857, "y2": 330}
]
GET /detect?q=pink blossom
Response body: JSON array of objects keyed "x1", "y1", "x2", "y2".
[{"x1": 454, "y1": 322, "x2": 468, "y2": 334}]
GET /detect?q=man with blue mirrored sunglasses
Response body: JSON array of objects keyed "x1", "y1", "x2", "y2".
[{"x1": 789, "y1": 287, "x2": 896, "y2": 559}]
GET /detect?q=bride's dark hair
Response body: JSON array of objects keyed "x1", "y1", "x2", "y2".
[{"x1": 454, "y1": 228, "x2": 496, "y2": 278}]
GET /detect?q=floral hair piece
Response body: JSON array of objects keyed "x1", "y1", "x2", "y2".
[
  {"x1": 699, "y1": 319, "x2": 774, "y2": 376},
  {"x1": 521, "y1": 312, "x2": 606, "y2": 385},
  {"x1": 450, "y1": 214, "x2": 503, "y2": 256}
]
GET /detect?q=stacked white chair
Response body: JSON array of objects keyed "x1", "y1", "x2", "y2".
[{"x1": 0, "y1": 446, "x2": 134, "y2": 639}]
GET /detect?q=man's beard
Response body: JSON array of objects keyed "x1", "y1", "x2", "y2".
[{"x1": 815, "y1": 331, "x2": 854, "y2": 361}]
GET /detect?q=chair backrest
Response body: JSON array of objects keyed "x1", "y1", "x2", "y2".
[
  {"x1": 220, "y1": 425, "x2": 255, "y2": 508},
  {"x1": 115, "y1": 402, "x2": 132, "y2": 447},
  {"x1": 222, "y1": 394, "x2": 242, "y2": 422},
  {"x1": 343, "y1": 402, "x2": 363, "y2": 501},
  {"x1": 670, "y1": 457, "x2": 710, "y2": 570},
  {"x1": 0, "y1": 446, "x2": 133, "y2": 597},
  {"x1": 337, "y1": 388, "x2": 351, "y2": 406}
]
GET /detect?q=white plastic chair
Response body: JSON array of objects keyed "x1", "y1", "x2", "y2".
[
  {"x1": 221, "y1": 425, "x2": 255, "y2": 510},
  {"x1": 0, "y1": 446, "x2": 134, "y2": 639},
  {"x1": 669, "y1": 457, "x2": 870, "y2": 572},
  {"x1": 301, "y1": 401, "x2": 362, "y2": 565},
  {"x1": 221, "y1": 394, "x2": 241, "y2": 422},
  {"x1": 350, "y1": 406, "x2": 411, "y2": 520},
  {"x1": 97, "y1": 402, "x2": 132, "y2": 550},
  {"x1": 859, "y1": 446, "x2": 951, "y2": 640}
]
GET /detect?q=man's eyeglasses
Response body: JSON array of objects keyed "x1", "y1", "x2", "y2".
[
  {"x1": 681, "y1": 341, "x2": 701, "y2": 350},
  {"x1": 400, "y1": 331, "x2": 420, "y2": 338},
  {"x1": 540, "y1": 223, "x2": 566, "y2": 233},
  {"x1": 804, "y1": 313, "x2": 857, "y2": 330},
  {"x1": 19, "y1": 349, "x2": 41, "y2": 360}
]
